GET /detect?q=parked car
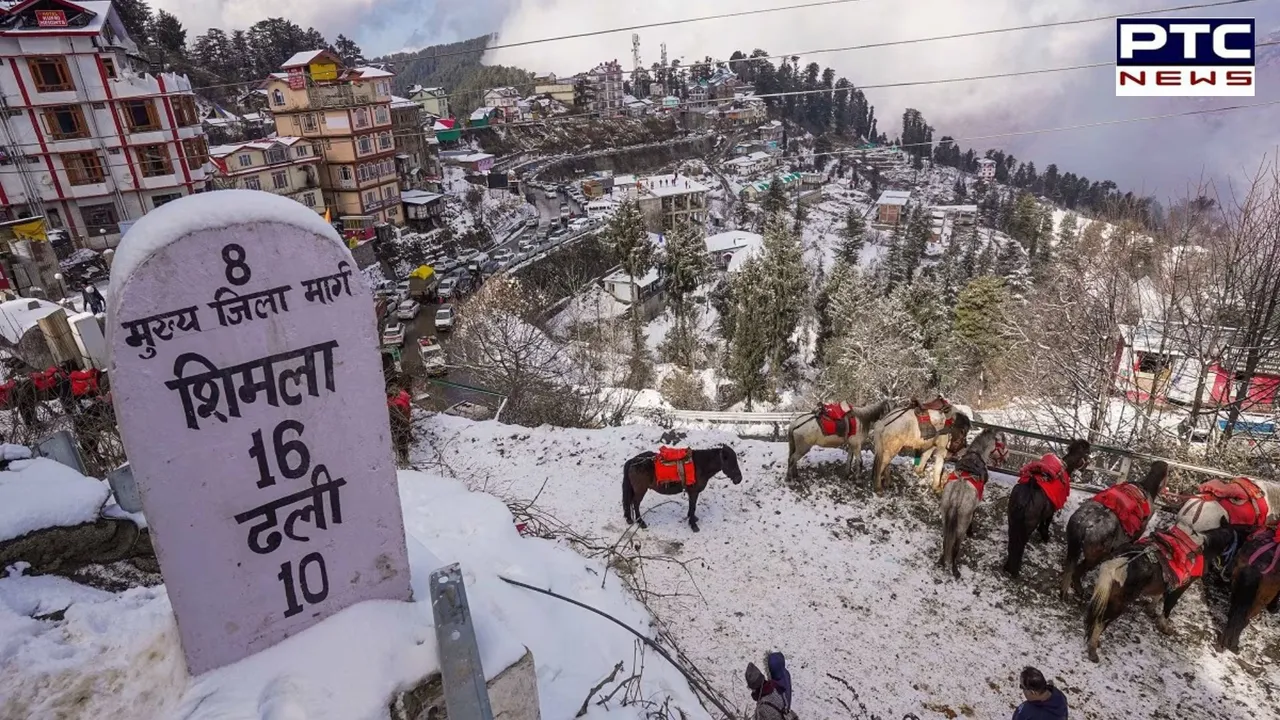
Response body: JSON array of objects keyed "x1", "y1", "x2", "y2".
[
  {"x1": 396, "y1": 299, "x2": 421, "y2": 320},
  {"x1": 569, "y1": 219, "x2": 588, "y2": 231},
  {"x1": 525, "y1": 217, "x2": 539, "y2": 229},
  {"x1": 381, "y1": 321, "x2": 405, "y2": 347},
  {"x1": 417, "y1": 336, "x2": 447, "y2": 376},
  {"x1": 457, "y1": 248, "x2": 480, "y2": 263},
  {"x1": 518, "y1": 240, "x2": 537, "y2": 254},
  {"x1": 559, "y1": 204, "x2": 570, "y2": 220},
  {"x1": 395, "y1": 280, "x2": 411, "y2": 297},
  {"x1": 436, "y1": 258, "x2": 459, "y2": 274},
  {"x1": 434, "y1": 305, "x2": 456, "y2": 332},
  {"x1": 493, "y1": 250, "x2": 514, "y2": 267},
  {"x1": 543, "y1": 189, "x2": 557, "y2": 200},
  {"x1": 443, "y1": 401, "x2": 494, "y2": 421}
]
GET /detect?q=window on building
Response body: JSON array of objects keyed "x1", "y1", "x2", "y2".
[
  {"x1": 243, "y1": 176, "x2": 261, "y2": 190},
  {"x1": 152, "y1": 193, "x2": 183, "y2": 208},
  {"x1": 173, "y1": 96, "x2": 199, "y2": 127},
  {"x1": 265, "y1": 146, "x2": 287, "y2": 164},
  {"x1": 272, "y1": 89, "x2": 285, "y2": 106},
  {"x1": 135, "y1": 144, "x2": 173, "y2": 177},
  {"x1": 374, "y1": 105, "x2": 389, "y2": 124},
  {"x1": 364, "y1": 190, "x2": 376, "y2": 206},
  {"x1": 182, "y1": 137, "x2": 209, "y2": 166},
  {"x1": 339, "y1": 166, "x2": 352, "y2": 181},
  {"x1": 272, "y1": 170, "x2": 288, "y2": 190},
  {"x1": 237, "y1": 153, "x2": 252, "y2": 168},
  {"x1": 357, "y1": 135, "x2": 372, "y2": 154},
  {"x1": 41, "y1": 105, "x2": 89, "y2": 140},
  {"x1": 322, "y1": 138, "x2": 332, "y2": 150},
  {"x1": 295, "y1": 145, "x2": 309, "y2": 157},
  {"x1": 27, "y1": 57, "x2": 73, "y2": 93},
  {"x1": 378, "y1": 132, "x2": 392, "y2": 150},
  {"x1": 122, "y1": 99, "x2": 160, "y2": 132},
  {"x1": 80, "y1": 202, "x2": 120, "y2": 234},
  {"x1": 302, "y1": 192, "x2": 316, "y2": 207},
  {"x1": 301, "y1": 114, "x2": 317, "y2": 132},
  {"x1": 386, "y1": 205, "x2": 397, "y2": 218},
  {"x1": 101, "y1": 56, "x2": 117, "y2": 79},
  {"x1": 62, "y1": 151, "x2": 105, "y2": 185},
  {"x1": 354, "y1": 108, "x2": 370, "y2": 129},
  {"x1": 357, "y1": 164, "x2": 368, "y2": 182}
]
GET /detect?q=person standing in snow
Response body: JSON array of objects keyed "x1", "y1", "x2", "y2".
[
  {"x1": 745, "y1": 662, "x2": 788, "y2": 720},
  {"x1": 81, "y1": 284, "x2": 105, "y2": 314},
  {"x1": 1012, "y1": 666, "x2": 1068, "y2": 720},
  {"x1": 766, "y1": 652, "x2": 792, "y2": 712}
]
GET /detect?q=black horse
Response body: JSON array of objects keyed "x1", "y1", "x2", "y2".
[
  {"x1": 1060, "y1": 461, "x2": 1168, "y2": 599},
  {"x1": 1005, "y1": 439, "x2": 1091, "y2": 577},
  {"x1": 1220, "y1": 529, "x2": 1280, "y2": 653},
  {"x1": 622, "y1": 445, "x2": 742, "y2": 532}
]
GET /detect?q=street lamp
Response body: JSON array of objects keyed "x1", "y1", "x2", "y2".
[{"x1": 53, "y1": 272, "x2": 67, "y2": 300}]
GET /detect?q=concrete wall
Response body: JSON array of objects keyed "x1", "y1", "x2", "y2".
[{"x1": 392, "y1": 648, "x2": 541, "y2": 720}]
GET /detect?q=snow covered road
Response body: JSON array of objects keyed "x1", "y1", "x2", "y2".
[{"x1": 415, "y1": 416, "x2": 1279, "y2": 720}]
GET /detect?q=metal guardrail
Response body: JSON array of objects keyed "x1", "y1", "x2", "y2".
[{"x1": 641, "y1": 408, "x2": 1241, "y2": 490}]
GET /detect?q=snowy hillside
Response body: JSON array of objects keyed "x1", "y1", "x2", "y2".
[{"x1": 415, "y1": 416, "x2": 1279, "y2": 720}]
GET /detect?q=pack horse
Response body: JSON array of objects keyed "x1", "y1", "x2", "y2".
[
  {"x1": 622, "y1": 445, "x2": 743, "y2": 532},
  {"x1": 870, "y1": 396, "x2": 972, "y2": 495},
  {"x1": 785, "y1": 400, "x2": 890, "y2": 481}
]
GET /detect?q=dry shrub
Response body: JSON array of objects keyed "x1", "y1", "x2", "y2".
[{"x1": 660, "y1": 370, "x2": 712, "y2": 411}]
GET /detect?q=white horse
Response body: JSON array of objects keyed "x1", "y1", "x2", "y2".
[
  {"x1": 870, "y1": 397, "x2": 972, "y2": 495},
  {"x1": 1174, "y1": 477, "x2": 1280, "y2": 533},
  {"x1": 785, "y1": 399, "x2": 890, "y2": 481}
]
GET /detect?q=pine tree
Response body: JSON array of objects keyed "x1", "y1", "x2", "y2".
[
  {"x1": 759, "y1": 212, "x2": 807, "y2": 388},
  {"x1": 113, "y1": 0, "x2": 153, "y2": 46},
  {"x1": 659, "y1": 219, "x2": 710, "y2": 369},
  {"x1": 604, "y1": 199, "x2": 655, "y2": 384},
  {"x1": 836, "y1": 208, "x2": 866, "y2": 266},
  {"x1": 903, "y1": 204, "x2": 932, "y2": 273},
  {"x1": 994, "y1": 237, "x2": 1031, "y2": 293},
  {"x1": 1056, "y1": 212, "x2": 1080, "y2": 271},
  {"x1": 953, "y1": 177, "x2": 967, "y2": 202},
  {"x1": 762, "y1": 175, "x2": 789, "y2": 217},
  {"x1": 960, "y1": 223, "x2": 981, "y2": 281},
  {"x1": 334, "y1": 34, "x2": 366, "y2": 66},
  {"x1": 821, "y1": 275, "x2": 930, "y2": 402},
  {"x1": 149, "y1": 10, "x2": 186, "y2": 58},
  {"x1": 952, "y1": 275, "x2": 1011, "y2": 402},
  {"x1": 883, "y1": 220, "x2": 910, "y2": 292},
  {"x1": 724, "y1": 256, "x2": 772, "y2": 408}
]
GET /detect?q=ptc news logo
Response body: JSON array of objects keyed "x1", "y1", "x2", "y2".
[{"x1": 1116, "y1": 18, "x2": 1255, "y2": 96}]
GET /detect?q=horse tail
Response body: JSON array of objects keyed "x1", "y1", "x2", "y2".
[
  {"x1": 941, "y1": 490, "x2": 960, "y2": 569},
  {"x1": 622, "y1": 460, "x2": 635, "y2": 524},
  {"x1": 1222, "y1": 561, "x2": 1263, "y2": 653},
  {"x1": 1061, "y1": 512, "x2": 1084, "y2": 597},
  {"x1": 1086, "y1": 555, "x2": 1128, "y2": 656},
  {"x1": 786, "y1": 424, "x2": 797, "y2": 481},
  {"x1": 1004, "y1": 484, "x2": 1032, "y2": 576}
]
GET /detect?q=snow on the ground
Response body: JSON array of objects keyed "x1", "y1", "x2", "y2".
[
  {"x1": 415, "y1": 416, "x2": 1280, "y2": 720},
  {"x1": 0, "y1": 471, "x2": 708, "y2": 720},
  {"x1": 0, "y1": 457, "x2": 109, "y2": 543}
]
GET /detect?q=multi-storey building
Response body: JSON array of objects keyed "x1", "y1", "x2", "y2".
[
  {"x1": 583, "y1": 60, "x2": 623, "y2": 115},
  {"x1": 0, "y1": 0, "x2": 210, "y2": 249},
  {"x1": 390, "y1": 95, "x2": 436, "y2": 190},
  {"x1": 264, "y1": 49, "x2": 402, "y2": 227},
  {"x1": 209, "y1": 137, "x2": 322, "y2": 211},
  {"x1": 406, "y1": 85, "x2": 448, "y2": 119},
  {"x1": 977, "y1": 157, "x2": 997, "y2": 182}
]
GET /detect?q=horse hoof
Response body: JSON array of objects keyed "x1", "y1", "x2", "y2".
[
  {"x1": 637, "y1": 521, "x2": 648, "y2": 530},
  {"x1": 690, "y1": 523, "x2": 700, "y2": 533},
  {"x1": 951, "y1": 568, "x2": 961, "y2": 580},
  {"x1": 1087, "y1": 649, "x2": 1099, "y2": 663}
]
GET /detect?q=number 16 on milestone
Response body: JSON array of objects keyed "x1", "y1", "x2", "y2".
[{"x1": 1116, "y1": 18, "x2": 1255, "y2": 96}]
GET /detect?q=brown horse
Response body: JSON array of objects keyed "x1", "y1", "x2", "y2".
[
  {"x1": 622, "y1": 445, "x2": 742, "y2": 532},
  {"x1": 1219, "y1": 529, "x2": 1280, "y2": 653},
  {"x1": 1060, "y1": 461, "x2": 1168, "y2": 599}
]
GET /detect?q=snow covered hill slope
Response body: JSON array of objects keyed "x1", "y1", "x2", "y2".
[{"x1": 415, "y1": 416, "x2": 1279, "y2": 720}]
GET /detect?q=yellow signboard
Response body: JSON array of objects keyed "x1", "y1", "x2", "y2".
[
  {"x1": 310, "y1": 62, "x2": 339, "y2": 82},
  {"x1": 12, "y1": 218, "x2": 46, "y2": 242}
]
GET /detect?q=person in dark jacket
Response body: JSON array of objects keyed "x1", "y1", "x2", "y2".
[
  {"x1": 766, "y1": 652, "x2": 792, "y2": 711},
  {"x1": 745, "y1": 662, "x2": 787, "y2": 720},
  {"x1": 1012, "y1": 666, "x2": 1068, "y2": 720},
  {"x1": 81, "y1": 285, "x2": 105, "y2": 315}
]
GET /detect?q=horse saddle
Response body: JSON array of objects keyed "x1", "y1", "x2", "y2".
[
  {"x1": 654, "y1": 446, "x2": 696, "y2": 487},
  {"x1": 916, "y1": 395, "x2": 953, "y2": 414},
  {"x1": 1197, "y1": 477, "x2": 1269, "y2": 526},
  {"x1": 817, "y1": 403, "x2": 854, "y2": 438}
]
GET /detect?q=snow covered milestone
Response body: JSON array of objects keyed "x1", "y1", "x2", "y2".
[{"x1": 107, "y1": 190, "x2": 412, "y2": 675}]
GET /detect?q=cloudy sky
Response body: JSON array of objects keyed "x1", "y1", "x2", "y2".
[{"x1": 155, "y1": 0, "x2": 1279, "y2": 198}]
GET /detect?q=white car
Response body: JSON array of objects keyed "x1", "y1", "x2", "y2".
[
  {"x1": 396, "y1": 299, "x2": 421, "y2": 320},
  {"x1": 438, "y1": 276, "x2": 457, "y2": 300},
  {"x1": 381, "y1": 321, "x2": 405, "y2": 347},
  {"x1": 517, "y1": 240, "x2": 537, "y2": 254},
  {"x1": 434, "y1": 305, "x2": 456, "y2": 332},
  {"x1": 417, "y1": 336, "x2": 447, "y2": 376},
  {"x1": 457, "y1": 248, "x2": 480, "y2": 263},
  {"x1": 492, "y1": 250, "x2": 514, "y2": 267}
]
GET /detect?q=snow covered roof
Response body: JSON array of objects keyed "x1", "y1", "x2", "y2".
[
  {"x1": 932, "y1": 204, "x2": 978, "y2": 213},
  {"x1": 727, "y1": 242, "x2": 763, "y2": 274},
  {"x1": 348, "y1": 65, "x2": 393, "y2": 79},
  {"x1": 603, "y1": 266, "x2": 661, "y2": 289},
  {"x1": 637, "y1": 174, "x2": 709, "y2": 197},
  {"x1": 390, "y1": 95, "x2": 418, "y2": 109},
  {"x1": 748, "y1": 151, "x2": 771, "y2": 161},
  {"x1": 877, "y1": 190, "x2": 912, "y2": 206},
  {"x1": 400, "y1": 190, "x2": 444, "y2": 206},
  {"x1": 0, "y1": 297, "x2": 61, "y2": 345},
  {"x1": 281, "y1": 50, "x2": 331, "y2": 68},
  {"x1": 977, "y1": 157, "x2": 997, "y2": 166},
  {"x1": 705, "y1": 230, "x2": 763, "y2": 255},
  {"x1": 443, "y1": 153, "x2": 494, "y2": 164},
  {"x1": 470, "y1": 107, "x2": 496, "y2": 120},
  {"x1": 0, "y1": 0, "x2": 111, "y2": 35},
  {"x1": 209, "y1": 137, "x2": 308, "y2": 158}
]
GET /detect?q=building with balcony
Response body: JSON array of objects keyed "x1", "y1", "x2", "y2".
[
  {"x1": 977, "y1": 157, "x2": 996, "y2": 182},
  {"x1": 264, "y1": 49, "x2": 402, "y2": 227},
  {"x1": 209, "y1": 137, "x2": 322, "y2": 211},
  {"x1": 390, "y1": 95, "x2": 435, "y2": 191},
  {"x1": 406, "y1": 85, "x2": 448, "y2": 119},
  {"x1": 607, "y1": 173, "x2": 708, "y2": 233},
  {"x1": 582, "y1": 60, "x2": 623, "y2": 115},
  {"x1": 0, "y1": 0, "x2": 211, "y2": 250}
]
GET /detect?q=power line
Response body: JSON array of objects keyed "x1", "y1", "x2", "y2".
[{"x1": 1, "y1": 97, "x2": 1275, "y2": 180}]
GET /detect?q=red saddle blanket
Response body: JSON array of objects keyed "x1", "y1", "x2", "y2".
[
  {"x1": 945, "y1": 469, "x2": 987, "y2": 502},
  {"x1": 70, "y1": 368, "x2": 100, "y2": 397},
  {"x1": 1018, "y1": 453, "x2": 1071, "y2": 511},
  {"x1": 1144, "y1": 525, "x2": 1204, "y2": 589},
  {"x1": 818, "y1": 403, "x2": 856, "y2": 437},
  {"x1": 654, "y1": 446, "x2": 696, "y2": 486},
  {"x1": 1092, "y1": 483, "x2": 1152, "y2": 538},
  {"x1": 29, "y1": 367, "x2": 61, "y2": 392},
  {"x1": 1196, "y1": 477, "x2": 1270, "y2": 527},
  {"x1": 915, "y1": 412, "x2": 954, "y2": 441}
]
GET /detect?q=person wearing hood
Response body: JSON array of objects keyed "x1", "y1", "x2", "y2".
[
  {"x1": 745, "y1": 662, "x2": 787, "y2": 720},
  {"x1": 766, "y1": 652, "x2": 792, "y2": 711},
  {"x1": 1012, "y1": 666, "x2": 1068, "y2": 720},
  {"x1": 81, "y1": 285, "x2": 105, "y2": 315}
]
